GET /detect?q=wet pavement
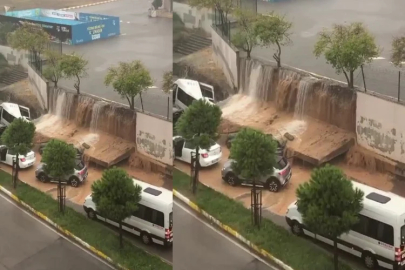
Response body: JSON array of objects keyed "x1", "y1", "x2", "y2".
[
  {"x1": 0, "y1": 193, "x2": 113, "y2": 270},
  {"x1": 255, "y1": 0, "x2": 405, "y2": 100},
  {"x1": 59, "y1": 0, "x2": 172, "y2": 118}
]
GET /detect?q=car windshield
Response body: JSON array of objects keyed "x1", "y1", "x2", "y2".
[
  {"x1": 75, "y1": 160, "x2": 85, "y2": 170},
  {"x1": 274, "y1": 156, "x2": 288, "y2": 170},
  {"x1": 401, "y1": 225, "x2": 405, "y2": 245}
]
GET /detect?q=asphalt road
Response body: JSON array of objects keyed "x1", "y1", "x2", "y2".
[
  {"x1": 66, "y1": 200, "x2": 173, "y2": 264},
  {"x1": 0, "y1": 192, "x2": 114, "y2": 270},
  {"x1": 59, "y1": 0, "x2": 172, "y2": 118},
  {"x1": 173, "y1": 200, "x2": 279, "y2": 270},
  {"x1": 254, "y1": 0, "x2": 405, "y2": 100}
]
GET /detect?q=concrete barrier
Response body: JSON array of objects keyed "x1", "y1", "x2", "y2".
[
  {"x1": 173, "y1": 2, "x2": 213, "y2": 33},
  {"x1": 27, "y1": 64, "x2": 48, "y2": 110},
  {"x1": 0, "y1": 45, "x2": 29, "y2": 69}
]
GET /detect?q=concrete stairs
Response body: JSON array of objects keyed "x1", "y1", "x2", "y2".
[
  {"x1": 174, "y1": 33, "x2": 211, "y2": 56},
  {"x1": 0, "y1": 66, "x2": 28, "y2": 86}
]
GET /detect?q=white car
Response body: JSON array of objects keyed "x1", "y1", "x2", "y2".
[
  {"x1": 173, "y1": 136, "x2": 222, "y2": 167},
  {"x1": 0, "y1": 145, "x2": 36, "y2": 168}
]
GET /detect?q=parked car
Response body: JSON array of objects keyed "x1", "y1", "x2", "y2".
[
  {"x1": 0, "y1": 145, "x2": 36, "y2": 169},
  {"x1": 221, "y1": 156, "x2": 292, "y2": 192},
  {"x1": 35, "y1": 159, "x2": 88, "y2": 187},
  {"x1": 38, "y1": 142, "x2": 84, "y2": 160},
  {"x1": 173, "y1": 135, "x2": 222, "y2": 167},
  {"x1": 226, "y1": 132, "x2": 286, "y2": 156}
]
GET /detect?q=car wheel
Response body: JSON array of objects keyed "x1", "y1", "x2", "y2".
[
  {"x1": 362, "y1": 252, "x2": 378, "y2": 269},
  {"x1": 69, "y1": 177, "x2": 79, "y2": 188},
  {"x1": 225, "y1": 173, "x2": 238, "y2": 186},
  {"x1": 87, "y1": 209, "x2": 97, "y2": 220},
  {"x1": 291, "y1": 221, "x2": 303, "y2": 236},
  {"x1": 268, "y1": 179, "x2": 280, "y2": 192},
  {"x1": 141, "y1": 232, "x2": 152, "y2": 245},
  {"x1": 38, "y1": 173, "x2": 48, "y2": 183}
]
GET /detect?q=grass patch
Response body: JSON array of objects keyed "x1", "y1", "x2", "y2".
[
  {"x1": 0, "y1": 171, "x2": 171, "y2": 270},
  {"x1": 173, "y1": 169, "x2": 353, "y2": 270}
]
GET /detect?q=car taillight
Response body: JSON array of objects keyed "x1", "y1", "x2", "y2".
[
  {"x1": 165, "y1": 228, "x2": 172, "y2": 239},
  {"x1": 395, "y1": 247, "x2": 404, "y2": 262},
  {"x1": 201, "y1": 153, "x2": 208, "y2": 158},
  {"x1": 79, "y1": 170, "x2": 85, "y2": 175},
  {"x1": 20, "y1": 158, "x2": 26, "y2": 162},
  {"x1": 279, "y1": 169, "x2": 288, "y2": 177}
]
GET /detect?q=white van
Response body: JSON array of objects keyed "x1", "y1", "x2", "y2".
[
  {"x1": 83, "y1": 179, "x2": 173, "y2": 247},
  {"x1": 286, "y1": 181, "x2": 405, "y2": 270},
  {"x1": 172, "y1": 79, "x2": 215, "y2": 110},
  {"x1": 0, "y1": 102, "x2": 31, "y2": 127}
]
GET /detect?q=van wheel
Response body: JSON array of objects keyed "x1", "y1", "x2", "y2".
[
  {"x1": 291, "y1": 221, "x2": 303, "y2": 236},
  {"x1": 38, "y1": 173, "x2": 48, "y2": 183},
  {"x1": 362, "y1": 252, "x2": 378, "y2": 269},
  {"x1": 267, "y1": 178, "x2": 280, "y2": 192},
  {"x1": 141, "y1": 232, "x2": 152, "y2": 245},
  {"x1": 87, "y1": 209, "x2": 97, "y2": 220},
  {"x1": 69, "y1": 177, "x2": 79, "y2": 188},
  {"x1": 225, "y1": 173, "x2": 238, "y2": 186}
]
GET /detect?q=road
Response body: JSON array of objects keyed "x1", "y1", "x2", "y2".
[
  {"x1": 59, "y1": 0, "x2": 172, "y2": 118},
  {"x1": 0, "y1": 192, "x2": 114, "y2": 270},
  {"x1": 254, "y1": 0, "x2": 405, "y2": 100},
  {"x1": 173, "y1": 200, "x2": 279, "y2": 270}
]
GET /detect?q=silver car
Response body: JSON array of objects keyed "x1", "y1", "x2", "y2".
[
  {"x1": 35, "y1": 160, "x2": 88, "y2": 188},
  {"x1": 221, "y1": 156, "x2": 292, "y2": 192}
]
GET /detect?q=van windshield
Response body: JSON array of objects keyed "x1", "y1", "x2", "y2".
[
  {"x1": 401, "y1": 225, "x2": 405, "y2": 245},
  {"x1": 200, "y1": 84, "x2": 214, "y2": 99}
]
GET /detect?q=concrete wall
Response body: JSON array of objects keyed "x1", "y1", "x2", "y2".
[
  {"x1": 211, "y1": 26, "x2": 239, "y2": 89},
  {"x1": 0, "y1": 45, "x2": 29, "y2": 69},
  {"x1": 173, "y1": 2, "x2": 213, "y2": 33},
  {"x1": 136, "y1": 112, "x2": 173, "y2": 166},
  {"x1": 356, "y1": 91, "x2": 405, "y2": 163},
  {"x1": 27, "y1": 64, "x2": 48, "y2": 110}
]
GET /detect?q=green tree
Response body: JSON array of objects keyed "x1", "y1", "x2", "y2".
[
  {"x1": 313, "y1": 22, "x2": 379, "y2": 88},
  {"x1": 1, "y1": 118, "x2": 36, "y2": 189},
  {"x1": 41, "y1": 139, "x2": 77, "y2": 212},
  {"x1": 255, "y1": 12, "x2": 293, "y2": 68},
  {"x1": 104, "y1": 60, "x2": 153, "y2": 111},
  {"x1": 0, "y1": 22, "x2": 17, "y2": 45},
  {"x1": 162, "y1": 70, "x2": 173, "y2": 93},
  {"x1": 229, "y1": 127, "x2": 277, "y2": 226},
  {"x1": 296, "y1": 164, "x2": 364, "y2": 270},
  {"x1": 391, "y1": 36, "x2": 405, "y2": 67},
  {"x1": 175, "y1": 99, "x2": 222, "y2": 194},
  {"x1": 43, "y1": 50, "x2": 64, "y2": 87},
  {"x1": 60, "y1": 53, "x2": 88, "y2": 95},
  {"x1": 91, "y1": 167, "x2": 142, "y2": 248},
  {"x1": 231, "y1": 8, "x2": 259, "y2": 59},
  {"x1": 7, "y1": 23, "x2": 49, "y2": 68}
]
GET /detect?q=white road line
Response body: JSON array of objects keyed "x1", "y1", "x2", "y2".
[
  {"x1": 0, "y1": 192, "x2": 116, "y2": 270},
  {"x1": 372, "y1": 57, "x2": 385, "y2": 60},
  {"x1": 174, "y1": 200, "x2": 279, "y2": 270}
]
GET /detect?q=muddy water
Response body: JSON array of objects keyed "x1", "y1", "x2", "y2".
[{"x1": 48, "y1": 88, "x2": 136, "y2": 143}]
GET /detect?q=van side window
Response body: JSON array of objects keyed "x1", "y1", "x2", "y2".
[
  {"x1": 152, "y1": 210, "x2": 164, "y2": 227},
  {"x1": 133, "y1": 204, "x2": 164, "y2": 227},
  {"x1": 177, "y1": 87, "x2": 195, "y2": 107},
  {"x1": 2, "y1": 109, "x2": 15, "y2": 124},
  {"x1": 352, "y1": 214, "x2": 394, "y2": 245}
]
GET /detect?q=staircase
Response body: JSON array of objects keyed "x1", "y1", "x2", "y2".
[
  {"x1": 174, "y1": 33, "x2": 212, "y2": 56},
  {"x1": 0, "y1": 66, "x2": 28, "y2": 86}
]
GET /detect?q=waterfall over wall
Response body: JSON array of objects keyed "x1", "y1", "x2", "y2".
[
  {"x1": 48, "y1": 87, "x2": 136, "y2": 143},
  {"x1": 238, "y1": 58, "x2": 356, "y2": 133}
]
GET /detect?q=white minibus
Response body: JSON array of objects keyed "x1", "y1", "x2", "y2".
[{"x1": 172, "y1": 78, "x2": 215, "y2": 110}]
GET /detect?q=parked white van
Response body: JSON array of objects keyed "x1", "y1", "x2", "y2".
[
  {"x1": 286, "y1": 181, "x2": 405, "y2": 270},
  {"x1": 172, "y1": 79, "x2": 215, "y2": 110},
  {"x1": 83, "y1": 179, "x2": 173, "y2": 247},
  {"x1": 0, "y1": 102, "x2": 31, "y2": 127}
]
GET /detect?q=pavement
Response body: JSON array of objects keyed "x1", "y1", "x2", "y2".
[
  {"x1": 58, "y1": 0, "x2": 172, "y2": 118},
  {"x1": 255, "y1": 0, "x2": 405, "y2": 100},
  {"x1": 0, "y1": 192, "x2": 114, "y2": 270},
  {"x1": 173, "y1": 200, "x2": 279, "y2": 270}
]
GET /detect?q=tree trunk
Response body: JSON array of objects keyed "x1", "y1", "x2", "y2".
[
  {"x1": 119, "y1": 222, "x2": 123, "y2": 248},
  {"x1": 275, "y1": 41, "x2": 282, "y2": 68},
  {"x1": 140, "y1": 93, "x2": 144, "y2": 112},
  {"x1": 247, "y1": 50, "x2": 251, "y2": 59},
  {"x1": 131, "y1": 96, "x2": 135, "y2": 110},
  {"x1": 348, "y1": 70, "x2": 354, "y2": 88},
  {"x1": 75, "y1": 74, "x2": 81, "y2": 95},
  {"x1": 253, "y1": 179, "x2": 258, "y2": 226},
  {"x1": 192, "y1": 146, "x2": 200, "y2": 195},
  {"x1": 333, "y1": 237, "x2": 339, "y2": 270},
  {"x1": 13, "y1": 153, "x2": 19, "y2": 189}
]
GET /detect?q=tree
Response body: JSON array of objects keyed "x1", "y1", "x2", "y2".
[
  {"x1": 0, "y1": 22, "x2": 17, "y2": 45},
  {"x1": 41, "y1": 139, "x2": 77, "y2": 213},
  {"x1": 229, "y1": 127, "x2": 277, "y2": 226},
  {"x1": 1, "y1": 118, "x2": 36, "y2": 189},
  {"x1": 7, "y1": 23, "x2": 49, "y2": 69},
  {"x1": 91, "y1": 167, "x2": 142, "y2": 248},
  {"x1": 313, "y1": 22, "x2": 379, "y2": 88},
  {"x1": 162, "y1": 70, "x2": 173, "y2": 93},
  {"x1": 175, "y1": 99, "x2": 222, "y2": 194},
  {"x1": 104, "y1": 60, "x2": 153, "y2": 111},
  {"x1": 391, "y1": 36, "x2": 405, "y2": 67},
  {"x1": 188, "y1": 0, "x2": 235, "y2": 36},
  {"x1": 255, "y1": 12, "x2": 293, "y2": 68},
  {"x1": 60, "y1": 53, "x2": 88, "y2": 95},
  {"x1": 231, "y1": 8, "x2": 259, "y2": 59},
  {"x1": 43, "y1": 50, "x2": 64, "y2": 87},
  {"x1": 296, "y1": 164, "x2": 364, "y2": 270}
]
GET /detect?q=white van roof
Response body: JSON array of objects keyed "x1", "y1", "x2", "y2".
[
  {"x1": 175, "y1": 79, "x2": 206, "y2": 101},
  {"x1": 352, "y1": 181, "x2": 405, "y2": 216},
  {"x1": 0, "y1": 102, "x2": 29, "y2": 119},
  {"x1": 133, "y1": 178, "x2": 172, "y2": 206}
]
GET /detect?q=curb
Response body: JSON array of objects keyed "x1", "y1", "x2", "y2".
[
  {"x1": 60, "y1": 0, "x2": 118, "y2": 10},
  {"x1": 173, "y1": 189, "x2": 295, "y2": 270},
  {"x1": 0, "y1": 184, "x2": 129, "y2": 270}
]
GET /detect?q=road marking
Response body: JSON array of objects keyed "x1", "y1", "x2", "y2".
[
  {"x1": 372, "y1": 57, "x2": 385, "y2": 60},
  {"x1": 121, "y1": 33, "x2": 127, "y2": 36},
  {"x1": 148, "y1": 86, "x2": 158, "y2": 89},
  {"x1": 60, "y1": 0, "x2": 119, "y2": 10},
  {"x1": 0, "y1": 192, "x2": 116, "y2": 270},
  {"x1": 126, "y1": 21, "x2": 130, "y2": 24},
  {"x1": 174, "y1": 200, "x2": 280, "y2": 270}
]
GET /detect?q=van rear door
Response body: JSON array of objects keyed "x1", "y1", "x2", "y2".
[{"x1": 199, "y1": 82, "x2": 215, "y2": 103}]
